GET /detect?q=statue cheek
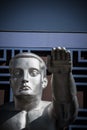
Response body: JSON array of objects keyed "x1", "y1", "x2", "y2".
[
  {"x1": 10, "y1": 78, "x2": 20, "y2": 88},
  {"x1": 31, "y1": 76, "x2": 41, "y2": 85}
]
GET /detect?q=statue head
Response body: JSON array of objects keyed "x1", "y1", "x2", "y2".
[{"x1": 9, "y1": 52, "x2": 48, "y2": 103}]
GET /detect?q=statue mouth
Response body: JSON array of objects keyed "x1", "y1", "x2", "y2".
[{"x1": 19, "y1": 85, "x2": 31, "y2": 91}]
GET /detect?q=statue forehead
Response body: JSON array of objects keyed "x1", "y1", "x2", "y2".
[{"x1": 12, "y1": 58, "x2": 40, "y2": 69}]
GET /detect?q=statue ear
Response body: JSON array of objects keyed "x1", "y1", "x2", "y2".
[{"x1": 42, "y1": 77, "x2": 48, "y2": 89}]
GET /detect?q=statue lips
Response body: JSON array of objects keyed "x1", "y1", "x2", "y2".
[{"x1": 19, "y1": 85, "x2": 31, "y2": 92}]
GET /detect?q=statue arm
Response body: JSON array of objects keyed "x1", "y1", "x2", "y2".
[{"x1": 47, "y1": 47, "x2": 79, "y2": 128}]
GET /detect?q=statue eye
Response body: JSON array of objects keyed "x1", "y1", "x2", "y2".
[
  {"x1": 29, "y1": 68, "x2": 40, "y2": 77},
  {"x1": 13, "y1": 69, "x2": 22, "y2": 78}
]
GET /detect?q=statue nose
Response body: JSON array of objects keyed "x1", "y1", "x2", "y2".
[{"x1": 22, "y1": 71, "x2": 29, "y2": 83}]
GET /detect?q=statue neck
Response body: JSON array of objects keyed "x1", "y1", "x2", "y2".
[{"x1": 14, "y1": 95, "x2": 41, "y2": 111}]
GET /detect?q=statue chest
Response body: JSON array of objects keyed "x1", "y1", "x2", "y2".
[{"x1": 0, "y1": 110, "x2": 56, "y2": 130}]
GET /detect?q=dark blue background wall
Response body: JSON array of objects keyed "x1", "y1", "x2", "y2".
[{"x1": 0, "y1": 0, "x2": 87, "y2": 32}]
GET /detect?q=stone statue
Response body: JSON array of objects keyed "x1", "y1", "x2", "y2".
[{"x1": 0, "y1": 47, "x2": 78, "y2": 130}]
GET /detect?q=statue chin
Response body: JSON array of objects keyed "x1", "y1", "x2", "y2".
[
  {"x1": 14, "y1": 91, "x2": 40, "y2": 101},
  {"x1": 14, "y1": 89, "x2": 33, "y2": 96},
  {"x1": 19, "y1": 89, "x2": 32, "y2": 95}
]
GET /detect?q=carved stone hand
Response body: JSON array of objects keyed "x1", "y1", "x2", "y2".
[{"x1": 47, "y1": 47, "x2": 72, "y2": 74}]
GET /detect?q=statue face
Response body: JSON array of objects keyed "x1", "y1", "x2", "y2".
[{"x1": 10, "y1": 57, "x2": 43, "y2": 98}]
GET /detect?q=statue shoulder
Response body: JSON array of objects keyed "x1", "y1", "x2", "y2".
[{"x1": 40, "y1": 101, "x2": 51, "y2": 112}]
